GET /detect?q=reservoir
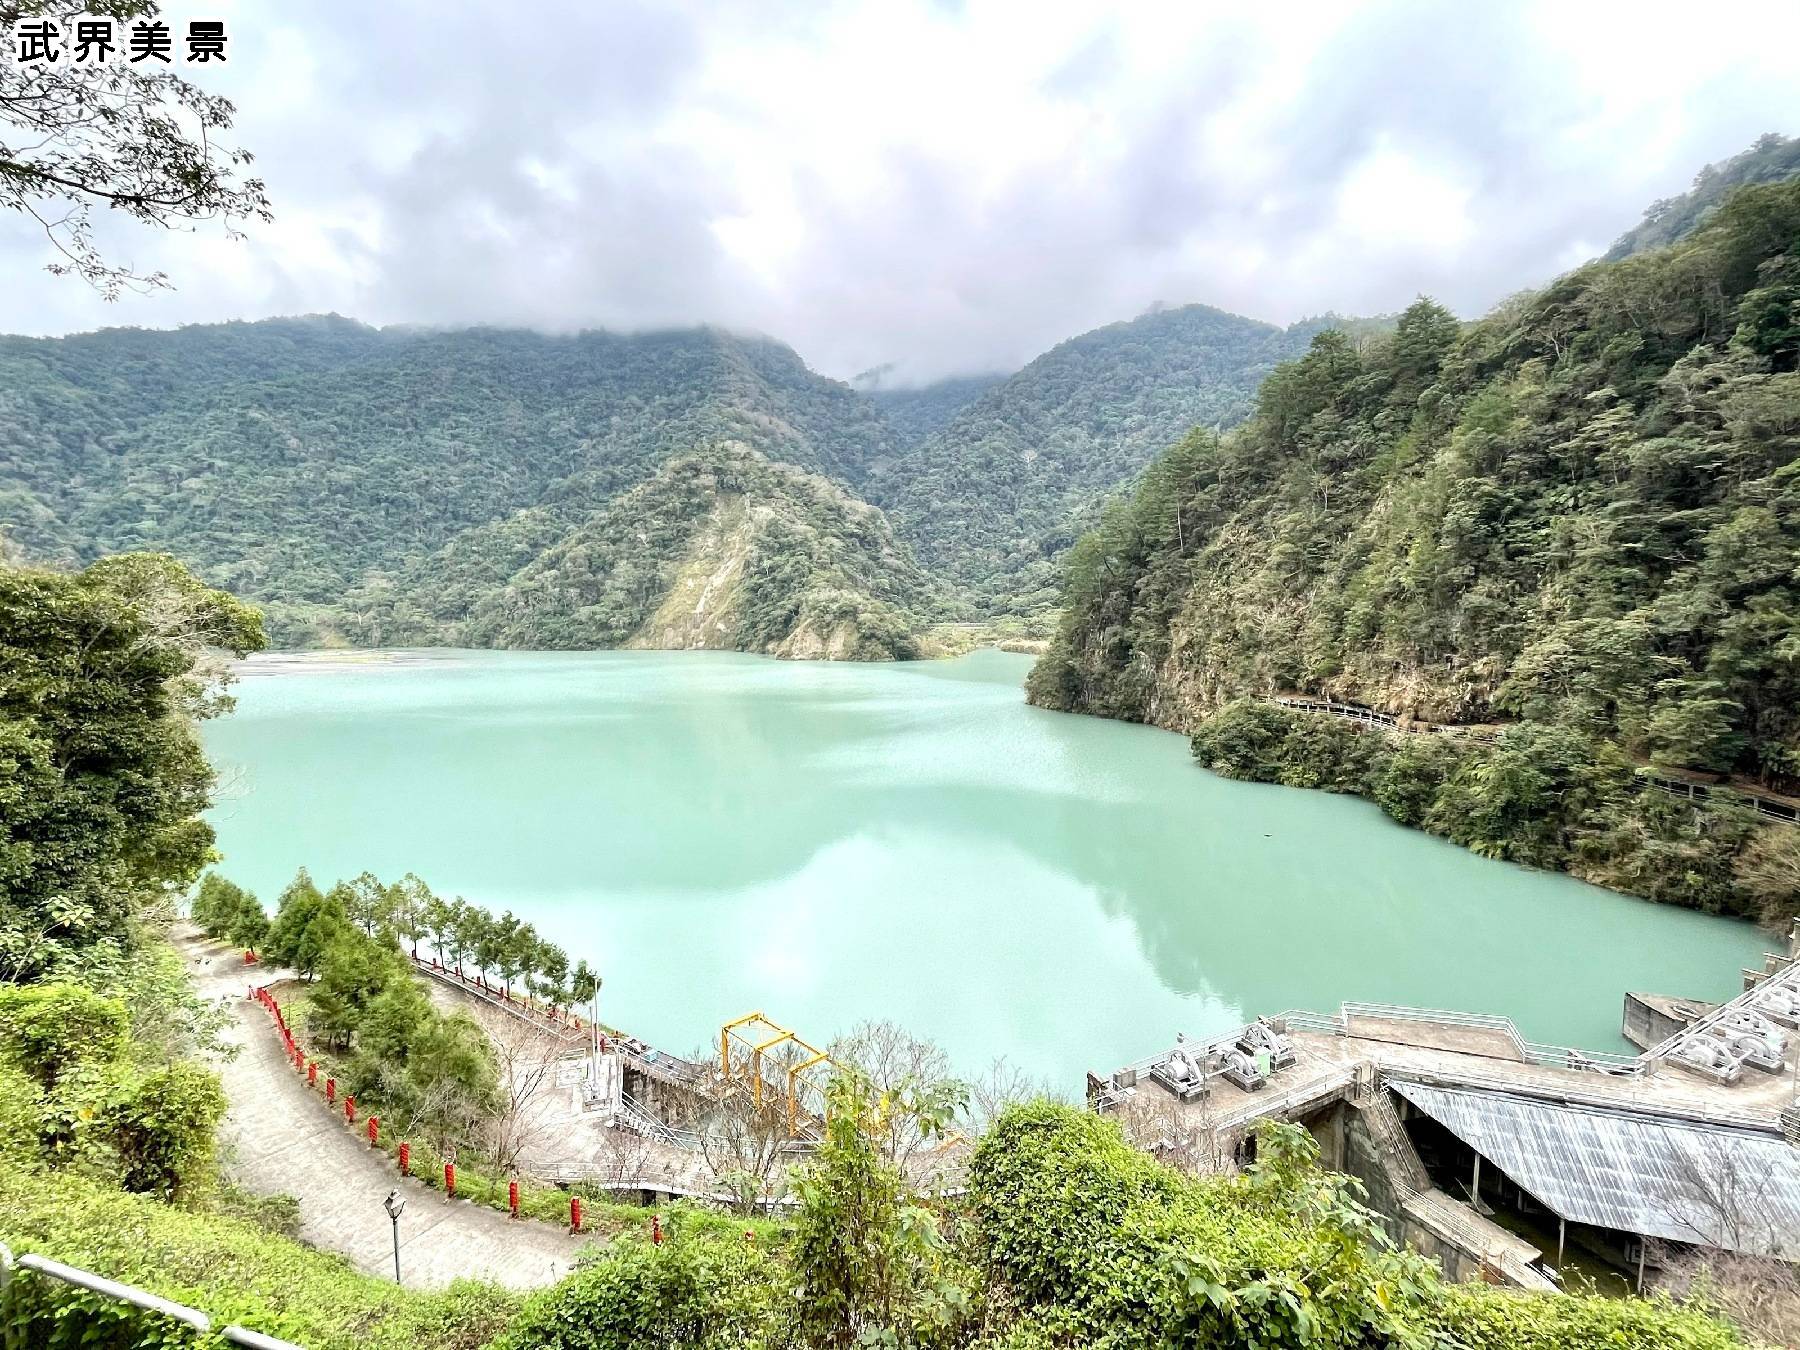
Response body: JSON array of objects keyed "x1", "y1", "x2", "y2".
[{"x1": 203, "y1": 648, "x2": 1769, "y2": 1089}]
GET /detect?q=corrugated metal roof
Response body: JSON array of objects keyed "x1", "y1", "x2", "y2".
[{"x1": 1391, "y1": 1080, "x2": 1800, "y2": 1258}]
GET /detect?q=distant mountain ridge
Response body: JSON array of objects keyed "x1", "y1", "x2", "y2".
[
  {"x1": 858, "y1": 372, "x2": 1009, "y2": 452},
  {"x1": 863, "y1": 304, "x2": 1352, "y2": 614},
  {"x1": 1, "y1": 301, "x2": 1355, "y2": 650},
  {"x1": 0, "y1": 318, "x2": 913, "y2": 649}
]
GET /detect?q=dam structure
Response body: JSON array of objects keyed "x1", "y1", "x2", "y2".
[{"x1": 1090, "y1": 925, "x2": 1800, "y2": 1292}]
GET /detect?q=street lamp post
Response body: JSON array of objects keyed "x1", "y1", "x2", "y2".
[{"x1": 384, "y1": 1189, "x2": 406, "y2": 1284}]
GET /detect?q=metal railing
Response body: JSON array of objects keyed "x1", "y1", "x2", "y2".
[
  {"x1": 1355, "y1": 1085, "x2": 1431, "y2": 1193},
  {"x1": 408, "y1": 956, "x2": 584, "y2": 1045},
  {"x1": 1641, "y1": 771, "x2": 1800, "y2": 824},
  {"x1": 616, "y1": 1090, "x2": 707, "y2": 1149},
  {"x1": 0, "y1": 1242, "x2": 303, "y2": 1348},
  {"x1": 614, "y1": 1040, "x2": 705, "y2": 1087},
  {"x1": 1267, "y1": 696, "x2": 1499, "y2": 742},
  {"x1": 1209, "y1": 1068, "x2": 1358, "y2": 1131},
  {"x1": 1267, "y1": 694, "x2": 1796, "y2": 823},
  {"x1": 1272, "y1": 1008, "x2": 1347, "y2": 1035},
  {"x1": 1341, "y1": 1001, "x2": 1647, "y2": 1075},
  {"x1": 1390, "y1": 1181, "x2": 1554, "y2": 1290}
]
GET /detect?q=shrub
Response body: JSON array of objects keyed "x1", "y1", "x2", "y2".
[
  {"x1": 966, "y1": 1103, "x2": 1741, "y2": 1349},
  {"x1": 495, "y1": 1225, "x2": 782, "y2": 1350},
  {"x1": 1370, "y1": 734, "x2": 1468, "y2": 827},
  {"x1": 105, "y1": 1061, "x2": 228, "y2": 1202},
  {"x1": 0, "y1": 984, "x2": 129, "y2": 1089},
  {"x1": 1190, "y1": 701, "x2": 1297, "y2": 782}
]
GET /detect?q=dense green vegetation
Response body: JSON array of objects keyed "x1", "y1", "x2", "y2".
[
  {"x1": 373, "y1": 445, "x2": 938, "y2": 659},
  {"x1": 866, "y1": 305, "x2": 1351, "y2": 614},
  {"x1": 0, "y1": 553, "x2": 264, "y2": 978},
  {"x1": 0, "y1": 320, "x2": 915, "y2": 650},
  {"x1": 1030, "y1": 177, "x2": 1800, "y2": 916},
  {"x1": 858, "y1": 372, "x2": 1010, "y2": 451},
  {"x1": 1606, "y1": 133, "x2": 1800, "y2": 261},
  {"x1": 0, "y1": 302, "x2": 1356, "y2": 650},
  {"x1": 0, "y1": 1165, "x2": 520, "y2": 1349}
]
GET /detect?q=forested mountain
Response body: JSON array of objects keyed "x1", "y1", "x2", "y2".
[
  {"x1": 0, "y1": 303, "x2": 1364, "y2": 649},
  {"x1": 0, "y1": 319, "x2": 912, "y2": 648},
  {"x1": 1029, "y1": 178, "x2": 1800, "y2": 916},
  {"x1": 865, "y1": 304, "x2": 1348, "y2": 615},
  {"x1": 344, "y1": 444, "x2": 935, "y2": 657},
  {"x1": 1606, "y1": 132, "x2": 1800, "y2": 260},
  {"x1": 856, "y1": 371, "x2": 1009, "y2": 451}
]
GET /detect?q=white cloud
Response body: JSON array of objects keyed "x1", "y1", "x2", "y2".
[{"x1": 1, "y1": 0, "x2": 1796, "y2": 380}]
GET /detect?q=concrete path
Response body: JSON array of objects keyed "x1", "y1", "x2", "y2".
[{"x1": 178, "y1": 933, "x2": 586, "y2": 1290}]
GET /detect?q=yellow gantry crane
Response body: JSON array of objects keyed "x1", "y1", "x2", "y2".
[{"x1": 720, "y1": 1012, "x2": 833, "y2": 1137}]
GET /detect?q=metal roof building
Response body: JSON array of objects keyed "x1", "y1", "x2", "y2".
[{"x1": 1392, "y1": 1080, "x2": 1800, "y2": 1259}]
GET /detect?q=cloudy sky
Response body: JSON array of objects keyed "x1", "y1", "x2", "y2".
[{"x1": 4, "y1": 0, "x2": 1799, "y2": 381}]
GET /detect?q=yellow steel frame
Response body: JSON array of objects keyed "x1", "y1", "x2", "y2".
[{"x1": 719, "y1": 1012, "x2": 833, "y2": 1137}]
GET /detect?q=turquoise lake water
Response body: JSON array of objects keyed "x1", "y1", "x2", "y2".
[{"x1": 201, "y1": 648, "x2": 1770, "y2": 1089}]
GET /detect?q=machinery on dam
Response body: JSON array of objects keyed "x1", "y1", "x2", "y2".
[{"x1": 1090, "y1": 926, "x2": 1800, "y2": 1293}]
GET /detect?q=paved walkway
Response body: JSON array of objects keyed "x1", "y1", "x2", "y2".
[{"x1": 178, "y1": 933, "x2": 586, "y2": 1290}]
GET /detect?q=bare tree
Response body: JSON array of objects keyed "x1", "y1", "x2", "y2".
[
  {"x1": 830, "y1": 1019, "x2": 966, "y2": 1168},
  {"x1": 669, "y1": 1050, "x2": 798, "y2": 1214},
  {"x1": 1666, "y1": 1140, "x2": 1784, "y2": 1255},
  {"x1": 1653, "y1": 1243, "x2": 1800, "y2": 1347},
  {"x1": 1116, "y1": 1087, "x2": 1228, "y2": 1175},
  {"x1": 963, "y1": 1055, "x2": 1064, "y2": 1134},
  {"x1": 480, "y1": 1010, "x2": 571, "y2": 1176},
  {"x1": 596, "y1": 1121, "x2": 658, "y2": 1186}
]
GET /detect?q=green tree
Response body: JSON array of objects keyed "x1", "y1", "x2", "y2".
[
  {"x1": 225, "y1": 897, "x2": 270, "y2": 954},
  {"x1": 790, "y1": 1072, "x2": 959, "y2": 1349},
  {"x1": 189, "y1": 873, "x2": 252, "y2": 939},
  {"x1": 527, "y1": 938, "x2": 569, "y2": 1012},
  {"x1": 405, "y1": 1012, "x2": 498, "y2": 1154},
  {"x1": 308, "y1": 931, "x2": 399, "y2": 1050},
  {"x1": 263, "y1": 869, "x2": 345, "y2": 980},
  {"x1": 390, "y1": 873, "x2": 433, "y2": 958},
  {"x1": 0, "y1": 555, "x2": 264, "y2": 978},
  {"x1": 344, "y1": 871, "x2": 395, "y2": 935}
]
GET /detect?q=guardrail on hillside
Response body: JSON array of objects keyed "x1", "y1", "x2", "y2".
[
  {"x1": 0, "y1": 1242, "x2": 303, "y2": 1348},
  {"x1": 1268, "y1": 694, "x2": 1799, "y2": 824}
]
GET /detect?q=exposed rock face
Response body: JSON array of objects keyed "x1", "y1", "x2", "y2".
[{"x1": 469, "y1": 444, "x2": 937, "y2": 660}]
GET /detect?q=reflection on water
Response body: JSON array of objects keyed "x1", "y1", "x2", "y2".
[{"x1": 203, "y1": 648, "x2": 1769, "y2": 1088}]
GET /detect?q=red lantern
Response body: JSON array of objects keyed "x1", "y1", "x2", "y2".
[
  {"x1": 570, "y1": 1195, "x2": 582, "y2": 1232},
  {"x1": 508, "y1": 1180, "x2": 519, "y2": 1217},
  {"x1": 399, "y1": 1142, "x2": 410, "y2": 1175},
  {"x1": 344, "y1": 1094, "x2": 355, "y2": 1124},
  {"x1": 445, "y1": 1161, "x2": 456, "y2": 1198},
  {"x1": 368, "y1": 1115, "x2": 379, "y2": 1146},
  {"x1": 326, "y1": 1078, "x2": 336, "y2": 1104}
]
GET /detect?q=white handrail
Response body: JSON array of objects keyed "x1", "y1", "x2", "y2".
[{"x1": 0, "y1": 1242, "x2": 303, "y2": 1349}]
